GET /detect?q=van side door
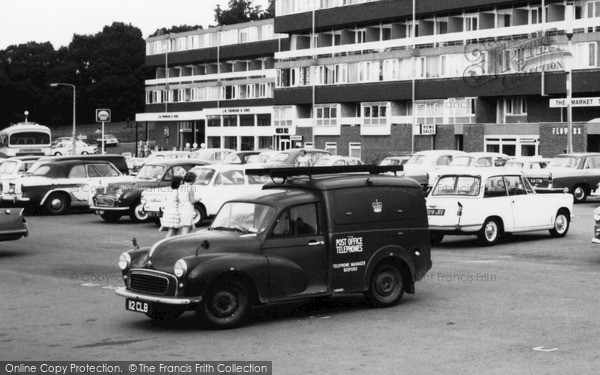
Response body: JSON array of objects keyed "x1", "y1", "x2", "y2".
[{"x1": 262, "y1": 203, "x2": 328, "y2": 301}]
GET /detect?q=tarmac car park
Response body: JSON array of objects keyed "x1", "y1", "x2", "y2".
[{"x1": 115, "y1": 165, "x2": 432, "y2": 328}]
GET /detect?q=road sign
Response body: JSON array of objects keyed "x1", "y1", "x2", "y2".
[
  {"x1": 549, "y1": 97, "x2": 600, "y2": 108},
  {"x1": 96, "y1": 108, "x2": 111, "y2": 122},
  {"x1": 414, "y1": 124, "x2": 436, "y2": 135}
]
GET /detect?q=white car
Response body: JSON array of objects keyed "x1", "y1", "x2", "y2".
[
  {"x1": 399, "y1": 149, "x2": 466, "y2": 188},
  {"x1": 314, "y1": 155, "x2": 363, "y2": 166},
  {"x1": 141, "y1": 164, "x2": 269, "y2": 226},
  {"x1": 97, "y1": 134, "x2": 119, "y2": 147},
  {"x1": 426, "y1": 170, "x2": 573, "y2": 246},
  {"x1": 427, "y1": 152, "x2": 510, "y2": 186},
  {"x1": 503, "y1": 156, "x2": 550, "y2": 172},
  {"x1": 190, "y1": 148, "x2": 235, "y2": 162},
  {"x1": 52, "y1": 140, "x2": 98, "y2": 155},
  {"x1": 131, "y1": 151, "x2": 191, "y2": 173}
]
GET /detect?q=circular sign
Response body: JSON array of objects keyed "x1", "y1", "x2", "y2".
[{"x1": 97, "y1": 110, "x2": 109, "y2": 121}]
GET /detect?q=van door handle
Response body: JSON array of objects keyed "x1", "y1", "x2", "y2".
[{"x1": 308, "y1": 240, "x2": 324, "y2": 246}]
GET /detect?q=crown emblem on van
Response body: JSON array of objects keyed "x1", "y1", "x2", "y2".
[{"x1": 372, "y1": 199, "x2": 382, "y2": 213}]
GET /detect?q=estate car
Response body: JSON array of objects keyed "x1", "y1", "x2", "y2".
[{"x1": 116, "y1": 166, "x2": 432, "y2": 328}]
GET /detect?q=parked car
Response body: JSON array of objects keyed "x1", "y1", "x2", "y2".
[
  {"x1": 141, "y1": 164, "x2": 270, "y2": 226},
  {"x1": 25, "y1": 154, "x2": 130, "y2": 176},
  {"x1": 3, "y1": 159, "x2": 132, "y2": 215},
  {"x1": 526, "y1": 153, "x2": 600, "y2": 203},
  {"x1": 220, "y1": 150, "x2": 265, "y2": 164},
  {"x1": 503, "y1": 156, "x2": 550, "y2": 173},
  {"x1": 130, "y1": 151, "x2": 192, "y2": 174},
  {"x1": 0, "y1": 207, "x2": 28, "y2": 241},
  {"x1": 52, "y1": 140, "x2": 98, "y2": 155},
  {"x1": 271, "y1": 148, "x2": 331, "y2": 167},
  {"x1": 0, "y1": 156, "x2": 41, "y2": 199},
  {"x1": 190, "y1": 148, "x2": 235, "y2": 162},
  {"x1": 52, "y1": 137, "x2": 73, "y2": 146},
  {"x1": 398, "y1": 150, "x2": 466, "y2": 189},
  {"x1": 379, "y1": 156, "x2": 411, "y2": 166},
  {"x1": 314, "y1": 155, "x2": 363, "y2": 166},
  {"x1": 91, "y1": 159, "x2": 209, "y2": 222},
  {"x1": 427, "y1": 152, "x2": 510, "y2": 187},
  {"x1": 115, "y1": 165, "x2": 431, "y2": 328},
  {"x1": 96, "y1": 134, "x2": 119, "y2": 147},
  {"x1": 426, "y1": 170, "x2": 573, "y2": 246}
]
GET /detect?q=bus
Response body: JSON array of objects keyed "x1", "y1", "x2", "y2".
[{"x1": 0, "y1": 122, "x2": 52, "y2": 158}]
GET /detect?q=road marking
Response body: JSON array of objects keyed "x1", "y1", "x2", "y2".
[
  {"x1": 81, "y1": 283, "x2": 101, "y2": 287},
  {"x1": 101, "y1": 286, "x2": 119, "y2": 290},
  {"x1": 533, "y1": 346, "x2": 558, "y2": 352},
  {"x1": 464, "y1": 260, "x2": 497, "y2": 263}
]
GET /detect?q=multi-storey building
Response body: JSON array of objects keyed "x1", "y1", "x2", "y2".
[
  {"x1": 136, "y1": 19, "x2": 287, "y2": 152},
  {"x1": 273, "y1": 0, "x2": 600, "y2": 162},
  {"x1": 137, "y1": 1, "x2": 600, "y2": 162}
]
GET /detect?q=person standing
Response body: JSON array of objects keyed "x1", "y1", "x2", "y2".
[
  {"x1": 178, "y1": 171, "x2": 199, "y2": 235},
  {"x1": 160, "y1": 175, "x2": 183, "y2": 238},
  {"x1": 295, "y1": 150, "x2": 311, "y2": 167}
]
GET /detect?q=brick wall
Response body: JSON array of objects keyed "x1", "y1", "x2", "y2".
[
  {"x1": 463, "y1": 124, "x2": 485, "y2": 152},
  {"x1": 539, "y1": 122, "x2": 587, "y2": 157}
]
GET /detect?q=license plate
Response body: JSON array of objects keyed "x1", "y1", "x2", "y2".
[
  {"x1": 427, "y1": 209, "x2": 445, "y2": 216},
  {"x1": 530, "y1": 178, "x2": 545, "y2": 185},
  {"x1": 126, "y1": 298, "x2": 150, "y2": 314}
]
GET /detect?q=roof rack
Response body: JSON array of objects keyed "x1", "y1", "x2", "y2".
[{"x1": 246, "y1": 165, "x2": 403, "y2": 182}]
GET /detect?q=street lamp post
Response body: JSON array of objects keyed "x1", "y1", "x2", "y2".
[
  {"x1": 50, "y1": 83, "x2": 76, "y2": 154},
  {"x1": 565, "y1": 2, "x2": 574, "y2": 153}
]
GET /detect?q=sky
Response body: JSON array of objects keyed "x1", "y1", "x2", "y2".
[{"x1": 0, "y1": 0, "x2": 270, "y2": 50}]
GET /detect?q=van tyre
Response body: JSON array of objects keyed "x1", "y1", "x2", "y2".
[
  {"x1": 44, "y1": 193, "x2": 69, "y2": 215},
  {"x1": 549, "y1": 209, "x2": 570, "y2": 238},
  {"x1": 365, "y1": 263, "x2": 404, "y2": 307},
  {"x1": 572, "y1": 185, "x2": 587, "y2": 203},
  {"x1": 197, "y1": 279, "x2": 250, "y2": 329},
  {"x1": 478, "y1": 218, "x2": 502, "y2": 246}
]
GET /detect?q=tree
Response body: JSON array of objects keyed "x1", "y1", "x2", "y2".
[
  {"x1": 214, "y1": 0, "x2": 274, "y2": 26},
  {"x1": 149, "y1": 25, "x2": 203, "y2": 38}
]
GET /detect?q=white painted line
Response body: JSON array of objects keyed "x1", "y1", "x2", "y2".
[
  {"x1": 81, "y1": 283, "x2": 101, "y2": 287},
  {"x1": 533, "y1": 346, "x2": 558, "y2": 352}
]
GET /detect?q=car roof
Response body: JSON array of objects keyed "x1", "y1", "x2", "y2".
[
  {"x1": 4, "y1": 156, "x2": 42, "y2": 161},
  {"x1": 414, "y1": 150, "x2": 466, "y2": 156},
  {"x1": 437, "y1": 169, "x2": 525, "y2": 180},
  {"x1": 230, "y1": 188, "x2": 323, "y2": 209},
  {"x1": 556, "y1": 153, "x2": 600, "y2": 157},
  {"x1": 460, "y1": 152, "x2": 509, "y2": 158},
  {"x1": 142, "y1": 158, "x2": 210, "y2": 167},
  {"x1": 262, "y1": 173, "x2": 420, "y2": 191},
  {"x1": 190, "y1": 163, "x2": 254, "y2": 171}
]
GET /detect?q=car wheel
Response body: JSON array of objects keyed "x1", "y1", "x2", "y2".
[
  {"x1": 478, "y1": 218, "x2": 502, "y2": 246},
  {"x1": 130, "y1": 202, "x2": 149, "y2": 222},
  {"x1": 549, "y1": 209, "x2": 570, "y2": 238},
  {"x1": 197, "y1": 279, "x2": 250, "y2": 329},
  {"x1": 82, "y1": 151, "x2": 88, "y2": 155},
  {"x1": 44, "y1": 193, "x2": 69, "y2": 215},
  {"x1": 365, "y1": 262, "x2": 404, "y2": 307},
  {"x1": 145, "y1": 307, "x2": 184, "y2": 321},
  {"x1": 572, "y1": 185, "x2": 588, "y2": 203},
  {"x1": 54, "y1": 152, "x2": 62, "y2": 156},
  {"x1": 100, "y1": 212, "x2": 121, "y2": 223},
  {"x1": 193, "y1": 205, "x2": 206, "y2": 227}
]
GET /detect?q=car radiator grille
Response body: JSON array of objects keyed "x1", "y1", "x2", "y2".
[
  {"x1": 129, "y1": 273, "x2": 169, "y2": 295},
  {"x1": 95, "y1": 196, "x2": 118, "y2": 207}
]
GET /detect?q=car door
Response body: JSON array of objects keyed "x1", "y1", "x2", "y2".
[
  {"x1": 262, "y1": 203, "x2": 328, "y2": 301},
  {"x1": 482, "y1": 175, "x2": 515, "y2": 230},
  {"x1": 504, "y1": 174, "x2": 547, "y2": 229},
  {"x1": 583, "y1": 156, "x2": 600, "y2": 187}
]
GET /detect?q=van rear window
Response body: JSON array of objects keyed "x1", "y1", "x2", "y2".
[{"x1": 330, "y1": 186, "x2": 422, "y2": 225}]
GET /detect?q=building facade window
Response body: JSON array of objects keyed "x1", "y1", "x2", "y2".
[
  {"x1": 362, "y1": 102, "x2": 388, "y2": 126},
  {"x1": 325, "y1": 142, "x2": 338, "y2": 155},
  {"x1": 349, "y1": 142, "x2": 362, "y2": 160},
  {"x1": 575, "y1": 42, "x2": 597, "y2": 68},
  {"x1": 315, "y1": 105, "x2": 338, "y2": 127}
]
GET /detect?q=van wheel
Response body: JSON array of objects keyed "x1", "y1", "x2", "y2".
[
  {"x1": 572, "y1": 185, "x2": 587, "y2": 203},
  {"x1": 478, "y1": 218, "x2": 502, "y2": 246},
  {"x1": 365, "y1": 263, "x2": 404, "y2": 307},
  {"x1": 100, "y1": 212, "x2": 121, "y2": 223},
  {"x1": 550, "y1": 209, "x2": 570, "y2": 238},
  {"x1": 196, "y1": 279, "x2": 249, "y2": 329},
  {"x1": 130, "y1": 202, "x2": 149, "y2": 222},
  {"x1": 45, "y1": 193, "x2": 69, "y2": 215}
]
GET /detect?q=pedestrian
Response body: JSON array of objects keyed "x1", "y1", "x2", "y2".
[
  {"x1": 178, "y1": 171, "x2": 199, "y2": 235},
  {"x1": 159, "y1": 175, "x2": 183, "y2": 238},
  {"x1": 295, "y1": 150, "x2": 311, "y2": 167}
]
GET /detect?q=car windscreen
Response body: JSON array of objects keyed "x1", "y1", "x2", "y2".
[
  {"x1": 379, "y1": 159, "x2": 399, "y2": 166},
  {"x1": 431, "y1": 176, "x2": 481, "y2": 196},
  {"x1": 273, "y1": 153, "x2": 291, "y2": 163},
  {"x1": 405, "y1": 155, "x2": 427, "y2": 165},
  {"x1": 9, "y1": 132, "x2": 50, "y2": 146},
  {"x1": 504, "y1": 161, "x2": 524, "y2": 169},
  {"x1": 0, "y1": 160, "x2": 19, "y2": 174},
  {"x1": 135, "y1": 165, "x2": 166, "y2": 180},
  {"x1": 211, "y1": 202, "x2": 275, "y2": 234},
  {"x1": 548, "y1": 156, "x2": 580, "y2": 168}
]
